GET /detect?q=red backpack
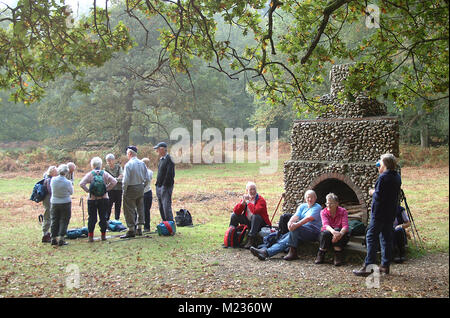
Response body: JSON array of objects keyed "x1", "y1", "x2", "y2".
[{"x1": 223, "y1": 224, "x2": 249, "y2": 248}]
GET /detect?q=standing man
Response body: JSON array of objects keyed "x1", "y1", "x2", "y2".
[
  {"x1": 154, "y1": 142, "x2": 175, "y2": 223},
  {"x1": 353, "y1": 153, "x2": 402, "y2": 276},
  {"x1": 66, "y1": 162, "x2": 76, "y2": 184},
  {"x1": 121, "y1": 146, "x2": 150, "y2": 238}
]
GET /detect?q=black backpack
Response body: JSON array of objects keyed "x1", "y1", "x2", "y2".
[
  {"x1": 30, "y1": 178, "x2": 48, "y2": 203},
  {"x1": 175, "y1": 209, "x2": 193, "y2": 227},
  {"x1": 278, "y1": 213, "x2": 293, "y2": 236}
]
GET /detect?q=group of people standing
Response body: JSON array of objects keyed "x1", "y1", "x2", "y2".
[
  {"x1": 39, "y1": 142, "x2": 175, "y2": 245},
  {"x1": 230, "y1": 153, "x2": 409, "y2": 274}
]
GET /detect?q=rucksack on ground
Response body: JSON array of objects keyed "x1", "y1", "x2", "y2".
[
  {"x1": 175, "y1": 209, "x2": 193, "y2": 227},
  {"x1": 223, "y1": 224, "x2": 248, "y2": 248},
  {"x1": 89, "y1": 170, "x2": 107, "y2": 197},
  {"x1": 157, "y1": 221, "x2": 176, "y2": 236},
  {"x1": 30, "y1": 178, "x2": 48, "y2": 203}
]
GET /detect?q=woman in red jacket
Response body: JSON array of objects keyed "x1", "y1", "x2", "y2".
[{"x1": 229, "y1": 182, "x2": 271, "y2": 248}]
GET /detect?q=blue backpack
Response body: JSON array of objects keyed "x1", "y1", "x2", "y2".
[
  {"x1": 30, "y1": 178, "x2": 48, "y2": 203},
  {"x1": 157, "y1": 221, "x2": 176, "y2": 236}
]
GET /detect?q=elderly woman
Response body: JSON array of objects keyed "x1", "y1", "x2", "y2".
[
  {"x1": 41, "y1": 166, "x2": 58, "y2": 243},
  {"x1": 230, "y1": 182, "x2": 271, "y2": 249},
  {"x1": 250, "y1": 190, "x2": 322, "y2": 261},
  {"x1": 50, "y1": 164, "x2": 74, "y2": 246},
  {"x1": 79, "y1": 157, "x2": 117, "y2": 242},
  {"x1": 104, "y1": 154, "x2": 123, "y2": 221},
  {"x1": 315, "y1": 193, "x2": 350, "y2": 266}
]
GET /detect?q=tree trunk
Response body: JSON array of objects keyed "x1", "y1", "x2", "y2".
[
  {"x1": 118, "y1": 88, "x2": 134, "y2": 151},
  {"x1": 420, "y1": 122, "x2": 429, "y2": 148}
]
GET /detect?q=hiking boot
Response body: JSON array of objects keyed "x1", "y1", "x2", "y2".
[
  {"x1": 42, "y1": 233, "x2": 52, "y2": 243},
  {"x1": 380, "y1": 265, "x2": 390, "y2": 275},
  {"x1": 101, "y1": 232, "x2": 107, "y2": 241},
  {"x1": 51, "y1": 238, "x2": 58, "y2": 246},
  {"x1": 283, "y1": 247, "x2": 299, "y2": 261},
  {"x1": 314, "y1": 249, "x2": 326, "y2": 264},
  {"x1": 120, "y1": 231, "x2": 135, "y2": 239},
  {"x1": 136, "y1": 228, "x2": 143, "y2": 236},
  {"x1": 333, "y1": 250, "x2": 345, "y2": 266},
  {"x1": 58, "y1": 239, "x2": 68, "y2": 246},
  {"x1": 88, "y1": 233, "x2": 94, "y2": 243},
  {"x1": 250, "y1": 247, "x2": 268, "y2": 261},
  {"x1": 352, "y1": 265, "x2": 374, "y2": 277},
  {"x1": 244, "y1": 236, "x2": 257, "y2": 249}
]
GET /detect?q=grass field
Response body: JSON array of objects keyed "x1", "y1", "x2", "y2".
[{"x1": 0, "y1": 156, "x2": 448, "y2": 298}]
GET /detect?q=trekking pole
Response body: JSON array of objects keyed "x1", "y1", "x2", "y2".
[
  {"x1": 400, "y1": 189, "x2": 424, "y2": 250},
  {"x1": 270, "y1": 193, "x2": 284, "y2": 225},
  {"x1": 79, "y1": 197, "x2": 85, "y2": 227}
]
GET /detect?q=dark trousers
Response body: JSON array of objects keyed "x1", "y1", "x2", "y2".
[
  {"x1": 393, "y1": 227, "x2": 407, "y2": 255},
  {"x1": 50, "y1": 202, "x2": 71, "y2": 238},
  {"x1": 107, "y1": 190, "x2": 122, "y2": 221},
  {"x1": 143, "y1": 190, "x2": 152, "y2": 230},
  {"x1": 156, "y1": 185, "x2": 173, "y2": 222},
  {"x1": 319, "y1": 228, "x2": 350, "y2": 250},
  {"x1": 87, "y1": 199, "x2": 109, "y2": 234},
  {"x1": 365, "y1": 217, "x2": 394, "y2": 267},
  {"x1": 229, "y1": 213, "x2": 266, "y2": 237}
]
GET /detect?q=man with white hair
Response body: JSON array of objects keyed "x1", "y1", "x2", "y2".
[
  {"x1": 66, "y1": 162, "x2": 76, "y2": 184},
  {"x1": 121, "y1": 146, "x2": 150, "y2": 238},
  {"x1": 250, "y1": 189, "x2": 322, "y2": 261},
  {"x1": 230, "y1": 181, "x2": 271, "y2": 249}
]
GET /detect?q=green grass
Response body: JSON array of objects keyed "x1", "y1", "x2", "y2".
[{"x1": 0, "y1": 161, "x2": 448, "y2": 297}]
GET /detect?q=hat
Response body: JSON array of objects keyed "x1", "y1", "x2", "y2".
[
  {"x1": 153, "y1": 142, "x2": 167, "y2": 149},
  {"x1": 126, "y1": 145, "x2": 138, "y2": 153}
]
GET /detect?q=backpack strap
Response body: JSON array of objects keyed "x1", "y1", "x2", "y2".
[{"x1": 163, "y1": 221, "x2": 173, "y2": 235}]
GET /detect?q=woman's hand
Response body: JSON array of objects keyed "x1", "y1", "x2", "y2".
[{"x1": 331, "y1": 230, "x2": 342, "y2": 243}]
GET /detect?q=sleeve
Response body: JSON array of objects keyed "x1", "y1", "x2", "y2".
[
  {"x1": 122, "y1": 163, "x2": 130, "y2": 192},
  {"x1": 320, "y1": 209, "x2": 330, "y2": 231},
  {"x1": 233, "y1": 200, "x2": 246, "y2": 215},
  {"x1": 67, "y1": 179, "x2": 74, "y2": 195},
  {"x1": 340, "y1": 207, "x2": 349, "y2": 231},
  {"x1": 247, "y1": 197, "x2": 267, "y2": 217},
  {"x1": 79, "y1": 173, "x2": 90, "y2": 193},
  {"x1": 163, "y1": 158, "x2": 175, "y2": 186}
]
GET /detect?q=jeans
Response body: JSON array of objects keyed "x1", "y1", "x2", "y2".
[
  {"x1": 143, "y1": 190, "x2": 152, "y2": 230},
  {"x1": 229, "y1": 213, "x2": 267, "y2": 237},
  {"x1": 156, "y1": 185, "x2": 174, "y2": 222},
  {"x1": 107, "y1": 189, "x2": 122, "y2": 221},
  {"x1": 87, "y1": 199, "x2": 109, "y2": 234},
  {"x1": 267, "y1": 225, "x2": 319, "y2": 257},
  {"x1": 365, "y1": 217, "x2": 394, "y2": 266},
  {"x1": 50, "y1": 202, "x2": 71, "y2": 238}
]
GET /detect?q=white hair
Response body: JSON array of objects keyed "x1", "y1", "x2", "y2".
[
  {"x1": 380, "y1": 153, "x2": 397, "y2": 170},
  {"x1": 57, "y1": 164, "x2": 69, "y2": 176},
  {"x1": 325, "y1": 193, "x2": 339, "y2": 204},
  {"x1": 90, "y1": 156, "x2": 103, "y2": 169},
  {"x1": 105, "y1": 153, "x2": 115, "y2": 161},
  {"x1": 67, "y1": 162, "x2": 76, "y2": 169},
  {"x1": 304, "y1": 189, "x2": 317, "y2": 199},
  {"x1": 44, "y1": 165, "x2": 57, "y2": 178},
  {"x1": 246, "y1": 181, "x2": 257, "y2": 190},
  {"x1": 127, "y1": 149, "x2": 137, "y2": 157}
]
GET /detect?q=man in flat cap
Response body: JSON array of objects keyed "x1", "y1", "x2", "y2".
[
  {"x1": 121, "y1": 145, "x2": 150, "y2": 238},
  {"x1": 154, "y1": 142, "x2": 175, "y2": 223}
]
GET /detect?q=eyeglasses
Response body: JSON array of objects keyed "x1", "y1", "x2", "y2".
[{"x1": 325, "y1": 202, "x2": 337, "y2": 206}]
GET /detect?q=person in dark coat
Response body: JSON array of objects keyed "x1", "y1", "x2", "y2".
[
  {"x1": 154, "y1": 142, "x2": 175, "y2": 222},
  {"x1": 353, "y1": 153, "x2": 402, "y2": 277}
]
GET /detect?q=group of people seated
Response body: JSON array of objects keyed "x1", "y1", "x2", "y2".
[{"x1": 229, "y1": 181, "x2": 410, "y2": 266}]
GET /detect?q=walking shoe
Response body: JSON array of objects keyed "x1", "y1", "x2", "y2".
[
  {"x1": 120, "y1": 231, "x2": 135, "y2": 239},
  {"x1": 380, "y1": 265, "x2": 390, "y2": 275},
  {"x1": 42, "y1": 233, "x2": 52, "y2": 243},
  {"x1": 51, "y1": 238, "x2": 58, "y2": 246},
  {"x1": 244, "y1": 236, "x2": 257, "y2": 249},
  {"x1": 352, "y1": 265, "x2": 374, "y2": 277},
  {"x1": 101, "y1": 232, "x2": 107, "y2": 241},
  {"x1": 283, "y1": 247, "x2": 299, "y2": 261},
  {"x1": 136, "y1": 228, "x2": 143, "y2": 236},
  {"x1": 314, "y1": 250, "x2": 326, "y2": 264},
  {"x1": 58, "y1": 239, "x2": 68, "y2": 246},
  {"x1": 88, "y1": 233, "x2": 94, "y2": 243},
  {"x1": 250, "y1": 246, "x2": 268, "y2": 261},
  {"x1": 333, "y1": 250, "x2": 345, "y2": 266}
]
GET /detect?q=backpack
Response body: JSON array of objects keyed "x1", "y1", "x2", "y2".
[
  {"x1": 278, "y1": 213, "x2": 293, "y2": 236},
  {"x1": 89, "y1": 170, "x2": 107, "y2": 197},
  {"x1": 175, "y1": 209, "x2": 193, "y2": 227},
  {"x1": 223, "y1": 224, "x2": 248, "y2": 248},
  {"x1": 157, "y1": 221, "x2": 176, "y2": 236},
  {"x1": 30, "y1": 178, "x2": 48, "y2": 203},
  {"x1": 66, "y1": 227, "x2": 88, "y2": 239},
  {"x1": 348, "y1": 219, "x2": 366, "y2": 236},
  {"x1": 108, "y1": 220, "x2": 127, "y2": 232}
]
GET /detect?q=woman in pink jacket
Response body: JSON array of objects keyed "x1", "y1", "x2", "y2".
[{"x1": 315, "y1": 193, "x2": 350, "y2": 266}]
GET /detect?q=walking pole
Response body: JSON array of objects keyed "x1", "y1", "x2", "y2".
[
  {"x1": 400, "y1": 189, "x2": 424, "y2": 250},
  {"x1": 80, "y1": 197, "x2": 85, "y2": 227},
  {"x1": 270, "y1": 193, "x2": 285, "y2": 225}
]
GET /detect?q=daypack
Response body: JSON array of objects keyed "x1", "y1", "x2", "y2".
[
  {"x1": 89, "y1": 170, "x2": 107, "y2": 197},
  {"x1": 348, "y1": 219, "x2": 366, "y2": 236},
  {"x1": 278, "y1": 213, "x2": 293, "y2": 236},
  {"x1": 223, "y1": 224, "x2": 248, "y2": 248},
  {"x1": 30, "y1": 178, "x2": 48, "y2": 203},
  {"x1": 175, "y1": 209, "x2": 193, "y2": 227},
  {"x1": 108, "y1": 220, "x2": 127, "y2": 232},
  {"x1": 66, "y1": 227, "x2": 88, "y2": 239},
  {"x1": 157, "y1": 221, "x2": 176, "y2": 236}
]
